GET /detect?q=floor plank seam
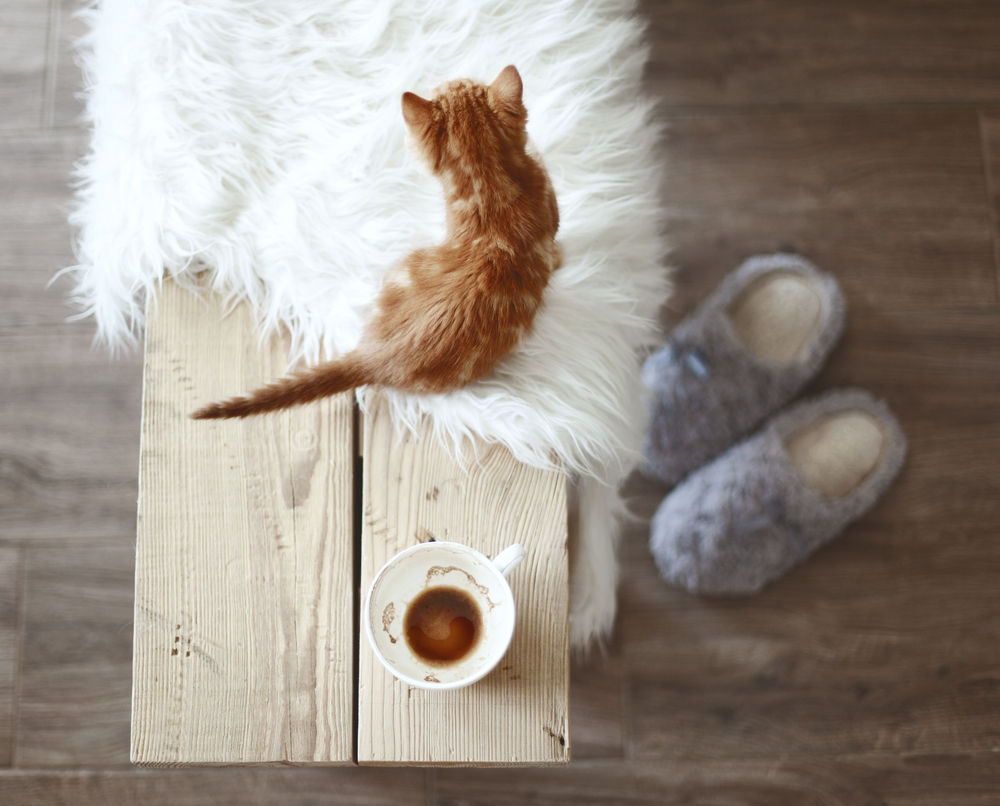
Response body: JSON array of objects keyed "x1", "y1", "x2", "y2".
[{"x1": 352, "y1": 399, "x2": 362, "y2": 766}]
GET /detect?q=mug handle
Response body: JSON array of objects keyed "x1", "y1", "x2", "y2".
[{"x1": 491, "y1": 543, "x2": 526, "y2": 578}]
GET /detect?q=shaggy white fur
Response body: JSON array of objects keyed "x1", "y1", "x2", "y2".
[{"x1": 67, "y1": 0, "x2": 670, "y2": 650}]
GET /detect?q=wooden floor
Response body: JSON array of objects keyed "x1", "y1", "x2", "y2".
[{"x1": 2, "y1": 0, "x2": 999, "y2": 802}]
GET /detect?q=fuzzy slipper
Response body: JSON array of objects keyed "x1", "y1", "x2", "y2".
[
  {"x1": 649, "y1": 389, "x2": 907, "y2": 595},
  {"x1": 642, "y1": 254, "x2": 846, "y2": 487}
]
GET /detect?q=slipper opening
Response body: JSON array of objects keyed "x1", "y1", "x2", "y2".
[
  {"x1": 784, "y1": 409, "x2": 891, "y2": 499},
  {"x1": 727, "y1": 270, "x2": 824, "y2": 365}
]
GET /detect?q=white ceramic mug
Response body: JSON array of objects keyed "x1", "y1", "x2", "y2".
[{"x1": 364, "y1": 541, "x2": 526, "y2": 690}]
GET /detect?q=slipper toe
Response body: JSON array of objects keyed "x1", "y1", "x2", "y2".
[
  {"x1": 643, "y1": 254, "x2": 846, "y2": 487},
  {"x1": 650, "y1": 389, "x2": 907, "y2": 595}
]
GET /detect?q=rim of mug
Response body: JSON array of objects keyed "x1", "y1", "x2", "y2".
[{"x1": 363, "y1": 541, "x2": 518, "y2": 691}]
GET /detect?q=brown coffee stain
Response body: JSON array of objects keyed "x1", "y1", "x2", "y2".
[
  {"x1": 404, "y1": 586, "x2": 482, "y2": 666},
  {"x1": 425, "y1": 565, "x2": 500, "y2": 610},
  {"x1": 382, "y1": 602, "x2": 397, "y2": 644}
]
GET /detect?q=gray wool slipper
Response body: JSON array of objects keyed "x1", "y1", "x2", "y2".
[
  {"x1": 649, "y1": 389, "x2": 907, "y2": 595},
  {"x1": 642, "y1": 254, "x2": 846, "y2": 487}
]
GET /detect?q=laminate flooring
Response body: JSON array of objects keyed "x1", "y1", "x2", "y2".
[{"x1": 1, "y1": 1, "x2": 998, "y2": 803}]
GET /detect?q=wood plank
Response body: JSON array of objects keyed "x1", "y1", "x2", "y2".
[
  {"x1": 641, "y1": 0, "x2": 1000, "y2": 108},
  {"x1": 981, "y1": 112, "x2": 1000, "y2": 294},
  {"x1": 621, "y1": 514, "x2": 1000, "y2": 759},
  {"x1": 657, "y1": 109, "x2": 997, "y2": 319},
  {"x1": 0, "y1": 131, "x2": 87, "y2": 326},
  {"x1": 623, "y1": 307, "x2": 1000, "y2": 760},
  {"x1": 0, "y1": 547, "x2": 22, "y2": 768},
  {"x1": 2, "y1": 0, "x2": 997, "y2": 796},
  {"x1": 358, "y1": 392, "x2": 569, "y2": 766},
  {"x1": 0, "y1": 0, "x2": 48, "y2": 130},
  {"x1": 52, "y1": 0, "x2": 87, "y2": 129},
  {"x1": 17, "y1": 544, "x2": 132, "y2": 767},
  {"x1": 0, "y1": 326, "x2": 142, "y2": 540},
  {"x1": 807, "y1": 307, "x2": 1000, "y2": 529},
  {"x1": 131, "y1": 279, "x2": 355, "y2": 766},
  {"x1": 568, "y1": 652, "x2": 624, "y2": 761},
  {"x1": 0, "y1": 768, "x2": 427, "y2": 806},
  {"x1": 435, "y1": 755, "x2": 1000, "y2": 806}
]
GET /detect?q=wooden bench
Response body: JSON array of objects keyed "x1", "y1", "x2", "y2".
[{"x1": 131, "y1": 279, "x2": 570, "y2": 766}]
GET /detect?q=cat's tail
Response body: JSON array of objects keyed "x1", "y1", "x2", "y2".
[{"x1": 189, "y1": 353, "x2": 371, "y2": 420}]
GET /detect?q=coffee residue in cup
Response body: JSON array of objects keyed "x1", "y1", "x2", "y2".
[{"x1": 404, "y1": 586, "x2": 482, "y2": 666}]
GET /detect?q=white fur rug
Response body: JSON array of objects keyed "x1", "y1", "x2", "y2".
[{"x1": 67, "y1": 0, "x2": 670, "y2": 649}]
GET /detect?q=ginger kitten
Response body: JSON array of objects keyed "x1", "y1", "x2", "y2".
[{"x1": 191, "y1": 65, "x2": 560, "y2": 420}]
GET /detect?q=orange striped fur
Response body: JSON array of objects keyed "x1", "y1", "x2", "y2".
[{"x1": 191, "y1": 65, "x2": 560, "y2": 420}]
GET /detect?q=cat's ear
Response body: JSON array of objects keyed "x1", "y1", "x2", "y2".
[
  {"x1": 402, "y1": 92, "x2": 434, "y2": 129},
  {"x1": 488, "y1": 65, "x2": 523, "y2": 110}
]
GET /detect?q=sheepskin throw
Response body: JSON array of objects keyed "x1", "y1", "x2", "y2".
[{"x1": 67, "y1": 0, "x2": 670, "y2": 649}]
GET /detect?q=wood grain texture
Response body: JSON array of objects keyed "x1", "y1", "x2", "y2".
[
  {"x1": 0, "y1": 327, "x2": 142, "y2": 540},
  {"x1": 52, "y1": 0, "x2": 86, "y2": 129},
  {"x1": 0, "y1": 132, "x2": 87, "y2": 326},
  {"x1": 982, "y1": 112, "x2": 1000, "y2": 294},
  {"x1": 0, "y1": 768, "x2": 427, "y2": 806},
  {"x1": 6, "y1": 0, "x2": 1000, "y2": 798},
  {"x1": 657, "y1": 109, "x2": 997, "y2": 318},
  {"x1": 0, "y1": 0, "x2": 48, "y2": 130},
  {"x1": 805, "y1": 307, "x2": 1000, "y2": 528},
  {"x1": 643, "y1": 0, "x2": 1000, "y2": 108},
  {"x1": 132, "y1": 279, "x2": 355, "y2": 766},
  {"x1": 620, "y1": 519, "x2": 1000, "y2": 759},
  {"x1": 0, "y1": 547, "x2": 23, "y2": 768},
  {"x1": 435, "y1": 755, "x2": 1000, "y2": 806},
  {"x1": 17, "y1": 544, "x2": 132, "y2": 768},
  {"x1": 358, "y1": 392, "x2": 569, "y2": 766},
  {"x1": 619, "y1": 307, "x2": 1000, "y2": 763},
  {"x1": 566, "y1": 652, "x2": 624, "y2": 761}
]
